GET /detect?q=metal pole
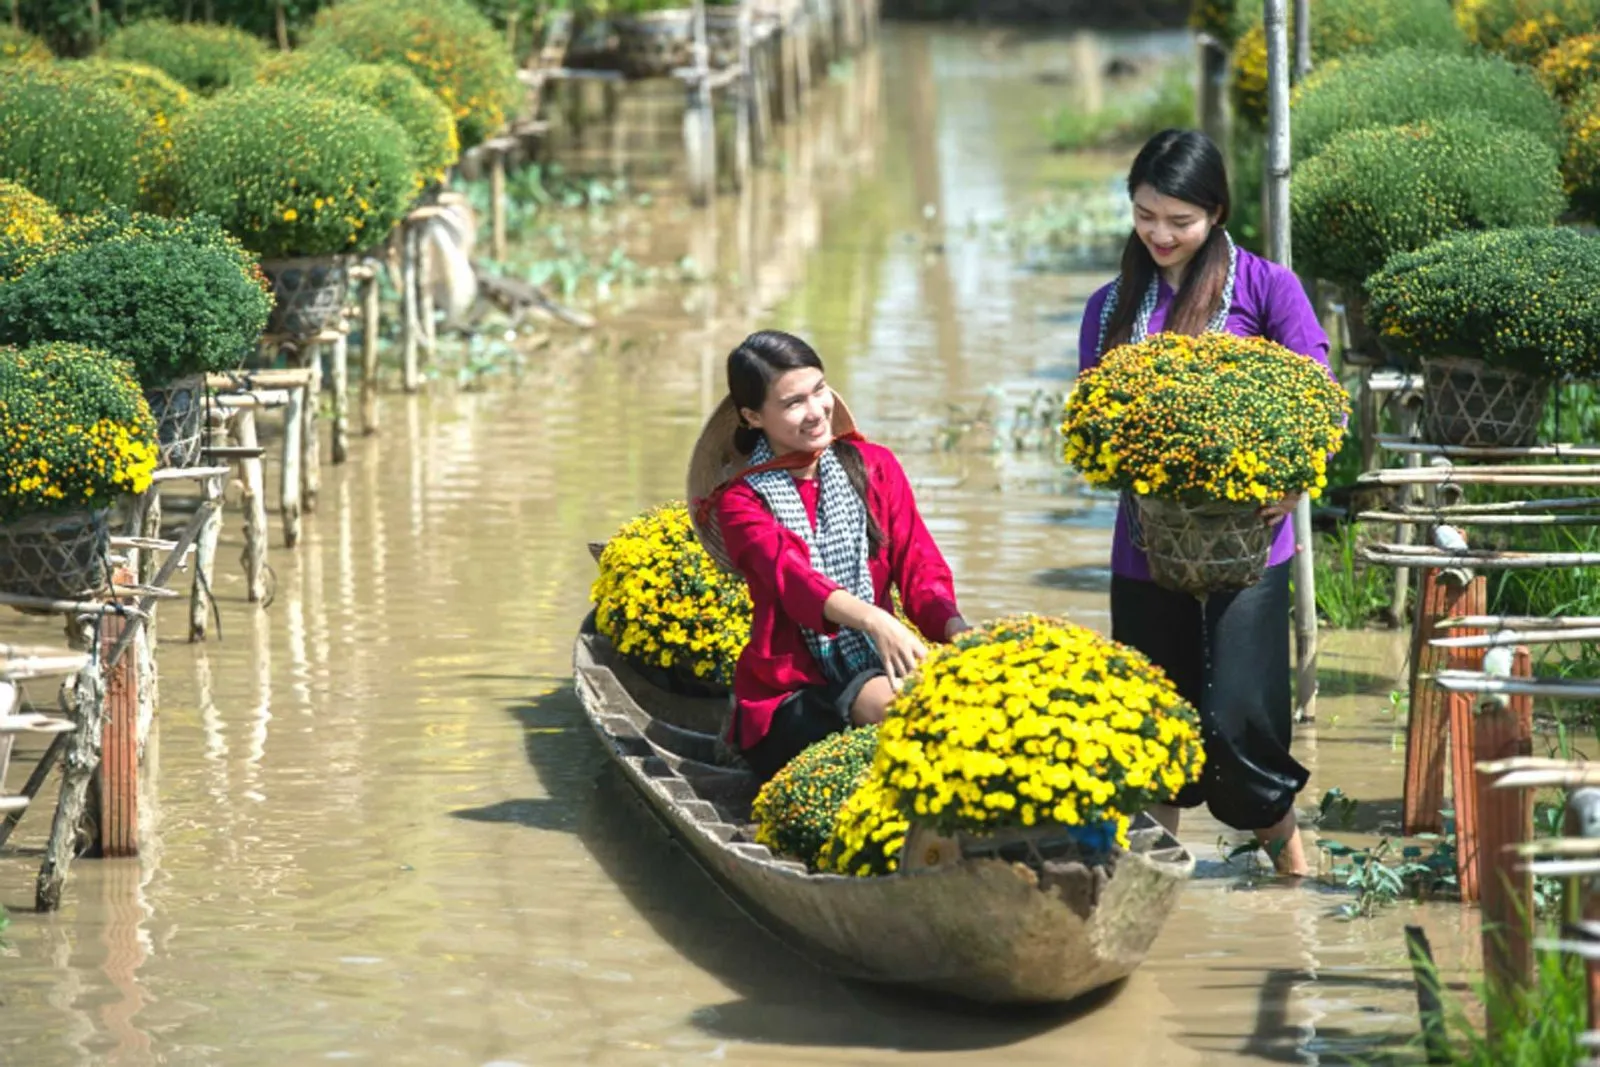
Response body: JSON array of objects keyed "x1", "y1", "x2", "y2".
[{"x1": 1264, "y1": 0, "x2": 1319, "y2": 721}]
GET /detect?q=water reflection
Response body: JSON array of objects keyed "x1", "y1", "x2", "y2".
[{"x1": 0, "y1": 23, "x2": 1470, "y2": 1067}]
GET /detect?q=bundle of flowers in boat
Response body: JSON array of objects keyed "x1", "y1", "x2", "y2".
[
  {"x1": 753, "y1": 725, "x2": 880, "y2": 870},
  {"x1": 0, "y1": 342, "x2": 159, "y2": 604},
  {"x1": 1060, "y1": 332, "x2": 1349, "y2": 596},
  {"x1": 1367, "y1": 227, "x2": 1600, "y2": 449},
  {"x1": 590, "y1": 502, "x2": 752, "y2": 696},
  {"x1": 819, "y1": 615, "x2": 1204, "y2": 878}
]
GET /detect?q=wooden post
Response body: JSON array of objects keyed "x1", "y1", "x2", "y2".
[
  {"x1": 1264, "y1": 0, "x2": 1320, "y2": 721},
  {"x1": 330, "y1": 329, "x2": 349, "y2": 465},
  {"x1": 1197, "y1": 34, "x2": 1230, "y2": 150},
  {"x1": 731, "y1": 1, "x2": 753, "y2": 193},
  {"x1": 685, "y1": 0, "x2": 716, "y2": 206},
  {"x1": 1446, "y1": 650, "x2": 1483, "y2": 904},
  {"x1": 233, "y1": 407, "x2": 269, "y2": 600},
  {"x1": 1474, "y1": 646, "x2": 1536, "y2": 1020},
  {"x1": 188, "y1": 469, "x2": 224, "y2": 641},
  {"x1": 401, "y1": 223, "x2": 421, "y2": 394},
  {"x1": 100, "y1": 571, "x2": 140, "y2": 857},
  {"x1": 490, "y1": 148, "x2": 508, "y2": 262},
  {"x1": 360, "y1": 270, "x2": 380, "y2": 435},
  {"x1": 281, "y1": 382, "x2": 303, "y2": 548},
  {"x1": 136, "y1": 491, "x2": 162, "y2": 651},
  {"x1": 1293, "y1": 0, "x2": 1312, "y2": 79},
  {"x1": 1565, "y1": 789, "x2": 1600, "y2": 1035},
  {"x1": 37, "y1": 624, "x2": 105, "y2": 911},
  {"x1": 1404, "y1": 567, "x2": 1486, "y2": 835},
  {"x1": 300, "y1": 344, "x2": 321, "y2": 514}
]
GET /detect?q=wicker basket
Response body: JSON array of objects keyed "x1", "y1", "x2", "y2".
[
  {"x1": 1422, "y1": 356, "x2": 1548, "y2": 449},
  {"x1": 259, "y1": 256, "x2": 349, "y2": 338},
  {"x1": 613, "y1": 10, "x2": 696, "y2": 79},
  {"x1": 1131, "y1": 495, "x2": 1276, "y2": 598},
  {"x1": 0, "y1": 509, "x2": 110, "y2": 606},
  {"x1": 144, "y1": 375, "x2": 206, "y2": 470},
  {"x1": 901, "y1": 821, "x2": 1121, "y2": 872}
]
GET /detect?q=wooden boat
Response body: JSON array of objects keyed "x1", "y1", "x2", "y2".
[{"x1": 573, "y1": 618, "x2": 1197, "y2": 1006}]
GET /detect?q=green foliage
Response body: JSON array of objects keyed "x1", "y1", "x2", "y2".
[
  {"x1": 1312, "y1": 524, "x2": 1393, "y2": 628},
  {"x1": 1291, "y1": 48, "x2": 1562, "y2": 162},
  {"x1": 0, "y1": 211, "x2": 270, "y2": 384},
  {"x1": 1230, "y1": 0, "x2": 1467, "y2": 129},
  {"x1": 257, "y1": 47, "x2": 460, "y2": 188},
  {"x1": 1290, "y1": 118, "x2": 1567, "y2": 291},
  {"x1": 1565, "y1": 82, "x2": 1600, "y2": 221},
  {"x1": 153, "y1": 85, "x2": 413, "y2": 259},
  {"x1": 1367, "y1": 228, "x2": 1600, "y2": 377},
  {"x1": 1045, "y1": 64, "x2": 1193, "y2": 152},
  {"x1": 0, "y1": 341, "x2": 159, "y2": 521},
  {"x1": 1189, "y1": 0, "x2": 1253, "y2": 46},
  {"x1": 0, "y1": 24, "x2": 51, "y2": 62},
  {"x1": 1460, "y1": 0, "x2": 1600, "y2": 63},
  {"x1": 751, "y1": 726, "x2": 880, "y2": 870},
  {"x1": 101, "y1": 17, "x2": 266, "y2": 92},
  {"x1": 305, "y1": 0, "x2": 519, "y2": 150},
  {"x1": 0, "y1": 65, "x2": 152, "y2": 214},
  {"x1": 1409, "y1": 948, "x2": 1587, "y2": 1065},
  {"x1": 62, "y1": 57, "x2": 193, "y2": 129}
]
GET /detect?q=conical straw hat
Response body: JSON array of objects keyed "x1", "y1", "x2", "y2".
[{"x1": 686, "y1": 390, "x2": 858, "y2": 573}]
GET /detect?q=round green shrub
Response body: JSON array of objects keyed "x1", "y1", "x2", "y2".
[
  {"x1": 153, "y1": 85, "x2": 413, "y2": 259},
  {"x1": 0, "y1": 179, "x2": 62, "y2": 247},
  {"x1": 1291, "y1": 48, "x2": 1562, "y2": 162},
  {"x1": 306, "y1": 0, "x2": 519, "y2": 150},
  {"x1": 1231, "y1": 0, "x2": 1466, "y2": 129},
  {"x1": 257, "y1": 47, "x2": 460, "y2": 189},
  {"x1": 751, "y1": 725, "x2": 880, "y2": 870},
  {"x1": 0, "y1": 25, "x2": 50, "y2": 63},
  {"x1": 64, "y1": 59, "x2": 194, "y2": 130},
  {"x1": 101, "y1": 18, "x2": 266, "y2": 93},
  {"x1": 0, "y1": 342, "x2": 159, "y2": 522},
  {"x1": 1565, "y1": 82, "x2": 1600, "y2": 220},
  {"x1": 1368, "y1": 228, "x2": 1600, "y2": 378},
  {"x1": 1536, "y1": 31, "x2": 1600, "y2": 105},
  {"x1": 1290, "y1": 118, "x2": 1567, "y2": 290},
  {"x1": 1460, "y1": 0, "x2": 1600, "y2": 63},
  {"x1": 0, "y1": 65, "x2": 152, "y2": 214},
  {"x1": 0, "y1": 211, "x2": 271, "y2": 385}
]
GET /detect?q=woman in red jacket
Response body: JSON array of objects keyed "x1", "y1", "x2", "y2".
[{"x1": 690, "y1": 330, "x2": 969, "y2": 781}]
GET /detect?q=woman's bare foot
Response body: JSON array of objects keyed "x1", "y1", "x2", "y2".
[{"x1": 1255, "y1": 808, "x2": 1309, "y2": 877}]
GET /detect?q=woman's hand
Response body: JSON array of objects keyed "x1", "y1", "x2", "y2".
[
  {"x1": 1258, "y1": 492, "x2": 1302, "y2": 524},
  {"x1": 865, "y1": 609, "x2": 928, "y2": 690}
]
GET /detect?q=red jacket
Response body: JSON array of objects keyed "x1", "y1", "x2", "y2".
[{"x1": 717, "y1": 440, "x2": 961, "y2": 750}]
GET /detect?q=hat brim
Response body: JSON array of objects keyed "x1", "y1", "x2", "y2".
[{"x1": 686, "y1": 390, "x2": 858, "y2": 573}]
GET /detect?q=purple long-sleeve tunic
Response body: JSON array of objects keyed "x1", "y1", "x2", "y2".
[{"x1": 1076, "y1": 247, "x2": 1333, "y2": 583}]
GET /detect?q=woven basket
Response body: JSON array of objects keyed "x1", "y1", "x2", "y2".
[
  {"x1": 260, "y1": 256, "x2": 349, "y2": 338},
  {"x1": 144, "y1": 375, "x2": 206, "y2": 470},
  {"x1": 901, "y1": 821, "x2": 1121, "y2": 872},
  {"x1": 1422, "y1": 356, "x2": 1548, "y2": 449},
  {"x1": 0, "y1": 509, "x2": 110, "y2": 606},
  {"x1": 613, "y1": 10, "x2": 695, "y2": 79},
  {"x1": 1131, "y1": 495, "x2": 1275, "y2": 598}
]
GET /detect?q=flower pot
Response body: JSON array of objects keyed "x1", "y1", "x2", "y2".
[
  {"x1": 613, "y1": 10, "x2": 696, "y2": 79},
  {"x1": 1421, "y1": 356, "x2": 1549, "y2": 449},
  {"x1": 259, "y1": 256, "x2": 349, "y2": 339},
  {"x1": 143, "y1": 374, "x2": 206, "y2": 470},
  {"x1": 0, "y1": 508, "x2": 110, "y2": 606},
  {"x1": 1130, "y1": 495, "x2": 1276, "y2": 598},
  {"x1": 900, "y1": 820, "x2": 1122, "y2": 873}
]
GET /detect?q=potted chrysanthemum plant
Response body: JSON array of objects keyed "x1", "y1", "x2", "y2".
[
  {"x1": 819, "y1": 615, "x2": 1205, "y2": 879},
  {"x1": 590, "y1": 501, "x2": 753, "y2": 698},
  {"x1": 1059, "y1": 332, "x2": 1349, "y2": 598},
  {"x1": 0, "y1": 343, "x2": 159, "y2": 605}
]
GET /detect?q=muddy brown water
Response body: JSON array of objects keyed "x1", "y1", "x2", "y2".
[{"x1": 0, "y1": 26, "x2": 1480, "y2": 1067}]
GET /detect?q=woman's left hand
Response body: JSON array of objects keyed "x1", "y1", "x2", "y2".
[{"x1": 1258, "y1": 492, "x2": 1302, "y2": 523}]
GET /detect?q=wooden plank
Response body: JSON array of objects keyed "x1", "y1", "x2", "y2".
[
  {"x1": 1475, "y1": 647, "x2": 1535, "y2": 1019},
  {"x1": 1404, "y1": 569, "x2": 1483, "y2": 836},
  {"x1": 99, "y1": 577, "x2": 139, "y2": 858},
  {"x1": 1433, "y1": 628, "x2": 1600, "y2": 649},
  {"x1": 1374, "y1": 436, "x2": 1600, "y2": 460}
]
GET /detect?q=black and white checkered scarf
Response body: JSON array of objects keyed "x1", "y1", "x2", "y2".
[{"x1": 745, "y1": 436, "x2": 882, "y2": 684}]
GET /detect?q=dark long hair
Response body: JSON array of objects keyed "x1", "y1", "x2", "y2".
[
  {"x1": 1100, "y1": 129, "x2": 1233, "y2": 354},
  {"x1": 726, "y1": 330, "x2": 882, "y2": 557}
]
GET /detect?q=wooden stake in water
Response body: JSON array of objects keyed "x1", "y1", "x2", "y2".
[{"x1": 1263, "y1": 0, "x2": 1320, "y2": 720}]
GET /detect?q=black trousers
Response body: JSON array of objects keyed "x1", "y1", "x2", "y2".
[
  {"x1": 1110, "y1": 561, "x2": 1308, "y2": 831},
  {"x1": 739, "y1": 668, "x2": 885, "y2": 782}
]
